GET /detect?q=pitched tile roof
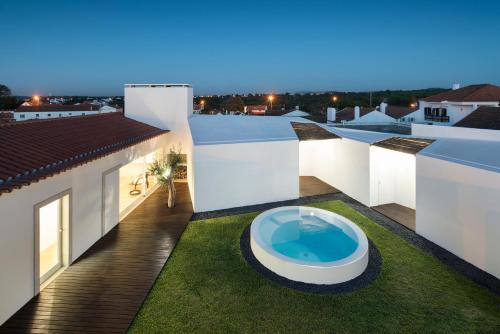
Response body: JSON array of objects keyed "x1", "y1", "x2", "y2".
[
  {"x1": 454, "y1": 106, "x2": 500, "y2": 130},
  {"x1": 0, "y1": 113, "x2": 167, "y2": 195},
  {"x1": 15, "y1": 104, "x2": 100, "y2": 113},
  {"x1": 372, "y1": 137, "x2": 435, "y2": 155},
  {"x1": 291, "y1": 122, "x2": 341, "y2": 141},
  {"x1": 421, "y1": 84, "x2": 500, "y2": 102},
  {"x1": 385, "y1": 106, "x2": 418, "y2": 119},
  {"x1": 335, "y1": 107, "x2": 375, "y2": 121}
]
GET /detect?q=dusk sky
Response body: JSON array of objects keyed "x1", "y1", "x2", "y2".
[{"x1": 2, "y1": 0, "x2": 499, "y2": 96}]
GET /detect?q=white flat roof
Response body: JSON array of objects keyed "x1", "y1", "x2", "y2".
[
  {"x1": 189, "y1": 115, "x2": 299, "y2": 145},
  {"x1": 419, "y1": 138, "x2": 500, "y2": 173}
]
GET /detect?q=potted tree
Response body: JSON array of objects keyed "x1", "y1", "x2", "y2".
[{"x1": 148, "y1": 146, "x2": 183, "y2": 208}]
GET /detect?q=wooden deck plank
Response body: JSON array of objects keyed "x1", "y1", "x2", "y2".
[
  {"x1": 372, "y1": 203, "x2": 416, "y2": 231},
  {"x1": 0, "y1": 183, "x2": 193, "y2": 333},
  {"x1": 299, "y1": 176, "x2": 340, "y2": 197}
]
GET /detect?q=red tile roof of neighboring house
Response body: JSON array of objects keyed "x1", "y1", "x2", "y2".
[
  {"x1": 15, "y1": 104, "x2": 100, "y2": 113},
  {"x1": 0, "y1": 113, "x2": 167, "y2": 195},
  {"x1": 384, "y1": 106, "x2": 418, "y2": 119},
  {"x1": 335, "y1": 107, "x2": 375, "y2": 121},
  {"x1": 246, "y1": 105, "x2": 267, "y2": 111},
  {"x1": 453, "y1": 106, "x2": 500, "y2": 130},
  {"x1": 421, "y1": 84, "x2": 500, "y2": 102}
]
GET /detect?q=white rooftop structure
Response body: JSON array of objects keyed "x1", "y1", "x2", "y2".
[
  {"x1": 419, "y1": 138, "x2": 500, "y2": 173},
  {"x1": 188, "y1": 115, "x2": 299, "y2": 145}
]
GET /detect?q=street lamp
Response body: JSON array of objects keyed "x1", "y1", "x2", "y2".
[
  {"x1": 268, "y1": 95, "x2": 274, "y2": 110},
  {"x1": 200, "y1": 99, "x2": 205, "y2": 110},
  {"x1": 33, "y1": 95, "x2": 40, "y2": 106},
  {"x1": 332, "y1": 95, "x2": 338, "y2": 106}
]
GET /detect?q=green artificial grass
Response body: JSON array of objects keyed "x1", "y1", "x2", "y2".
[{"x1": 129, "y1": 200, "x2": 500, "y2": 333}]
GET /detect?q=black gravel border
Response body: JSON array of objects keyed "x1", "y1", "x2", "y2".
[
  {"x1": 192, "y1": 193, "x2": 500, "y2": 295},
  {"x1": 240, "y1": 224, "x2": 382, "y2": 294}
]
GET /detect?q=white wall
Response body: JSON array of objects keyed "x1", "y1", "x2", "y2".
[
  {"x1": 14, "y1": 110, "x2": 100, "y2": 121},
  {"x1": 124, "y1": 85, "x2": 193, "y2": 150},
  {"x1": 0, "y1": 133, "x2": 168, "y2": 325},
  {"x1": 413, "y1": 101, "x2": 498, "y2": 126},
  {"x1": 416, "y1": 155, "x2": 500, "y2": 279},
  {"x1": 124, "y1": 84, "x2": 195, "y2": 202},
  {"x1": 369, "y1": 146, "x2": 416, "y2": 209},
  {"x1": 299, "y1": 138, "x2": 371, "y2": 206},
  {"x1": 192, "y1": 140, "x2": 299, "y2": 212},
  {"x1": 412, "y1": 123, "x2": 500, "y2": 141}
]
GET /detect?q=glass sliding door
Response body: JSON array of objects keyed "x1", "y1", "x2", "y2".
[{"x1": 39, "y1": 198, "x2": 63, "y2": 284}]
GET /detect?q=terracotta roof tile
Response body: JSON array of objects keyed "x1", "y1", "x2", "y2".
[
  {"x1": 385, "y1": 106, "x2": 418, "y2": 119},
  {"x1": 335, "y1": 107, "x2": 375, "y2": 121},
  {"x1": 454, "y1": 106, "x2": 500, "y2": 130},
  {"x1": 0, "y1": 113, "x2": 167, "y2": 195},
  {"x1": 421, "y1": 84, "x2": 500, "y2": 102}
]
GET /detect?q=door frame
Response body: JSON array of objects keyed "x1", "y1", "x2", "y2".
[
  {"x1": 101, "y1": 164, "x2": 122, "y2": 237},
  {"x1": 34, "y1": 188, "x2": 72, "y2": 294}
]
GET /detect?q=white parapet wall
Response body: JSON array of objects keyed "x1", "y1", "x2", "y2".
[
  {"x1": 299, "y1": 138, "x2": 371, "y2": 206},
  {"x1": 369, "y1": 146, "x2": 416, "y2": 209},
  {"x1": 412, "y1": 123, "x2": 500, "y2": 142},
  {"x1": 192, "y1": 140, "x2": 299, "y2": 212},
  {"x1": 0, "y1": 134, "x2": 168, "y2": 325},
  {"x1": 416, "y1": 154, "x2": 500, "y2": 279}
]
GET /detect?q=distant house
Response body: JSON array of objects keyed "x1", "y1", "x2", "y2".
[
  {"x1": 244, "y1": 105, "x2": 267, "y2": 115},
  {"x1": 281, "y1": 106, "x2": 310, "y2": 118},
  {"x1": 410, "y1": 84, "x2": 500, "y2": 126},
  {"x1": 13, "y1": 104, "x2": 117, "y2": 121}
]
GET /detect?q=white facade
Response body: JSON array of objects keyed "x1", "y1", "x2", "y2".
[
  {"x1": 409, "y1": 101, "x2": 499, "y2": 126},
  {"x1": 299, "y1": 138, "x2": 371, "y2": 206},
  {"x1": 0, "y1": 133, "x2": 168, "y2": 325},
  {"x1": 416, "y1": 155, "x2": 500, "y2": 278},
  {"x1": 191, "y1": 139, "x2": 299, "y2": 212},
  {"x1": 369, "y1": 146, "x2": 416, "y2": 209}
]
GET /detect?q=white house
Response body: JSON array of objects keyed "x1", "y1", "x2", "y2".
[
  {"x1": 13, "y1": 104, "x2": 118, "y2": 121},
  {"x1": 407, "y1": 83, "x2": 500, "y2": 126},
  {"x1": 1, "y1": 83, "x2": 499, "y2": 326},
  {"x1": 328, "y1": 103, "x2": 417, "y2": 124}
]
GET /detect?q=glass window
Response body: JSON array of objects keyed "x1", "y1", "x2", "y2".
[
  {"x1": 20, "y1": 114, "x2": 25, "y2": 119},
  {"x1": 441, "y1": 108, "x2": 447, "y2": 117},
  {"x1": 36, "y1": 114, "x2": 40, "y2": 117}
]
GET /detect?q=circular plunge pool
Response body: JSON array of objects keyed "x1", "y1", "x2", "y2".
[{"x1": 250, "y1": 206, "x2": 369, "y2": 284}]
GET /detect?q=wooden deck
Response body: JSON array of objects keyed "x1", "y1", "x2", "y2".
[
  {"x1": 0, "y1": 183, "x2": 193, "y2": 334},
  {"x1": 300, "y1": 176, "x2": 340, "y2": 197},
  {"x1": 372, "y1": 203, "x2": 416, "y2": 231}
]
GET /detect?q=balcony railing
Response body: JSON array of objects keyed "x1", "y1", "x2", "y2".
[{"x1": 425, "y1": 115, "x2": 450, "y2": 122}]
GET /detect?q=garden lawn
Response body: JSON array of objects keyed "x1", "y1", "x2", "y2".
[{"x1": 130, "y1": 200, "x2": 500, "y2": 333}]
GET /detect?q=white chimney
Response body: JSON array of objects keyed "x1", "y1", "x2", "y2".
[
  {"x1": 124, "y1": 83, "x2": 193, "y2": 148},
  {"x1": 354, "y1": 106, "x2": 360, "y2": 120},
  {"x1": 380, "y1": 102, "x2": 388, "y2": 114},
  {"x1": 327, "y1": 107, "x2": 336, "y2": 122},
  {"x1": 452, "y1": 83, "x2": 460, "y2": 90}
]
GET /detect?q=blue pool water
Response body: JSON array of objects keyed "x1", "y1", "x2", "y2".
[{"x1": 260, "y1": 209, "x2": 358, "y2": 262}]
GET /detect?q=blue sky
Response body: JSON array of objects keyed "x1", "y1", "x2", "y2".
[{"x1": 1, "y1": 0, "x2": 499, "y2": 96}]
